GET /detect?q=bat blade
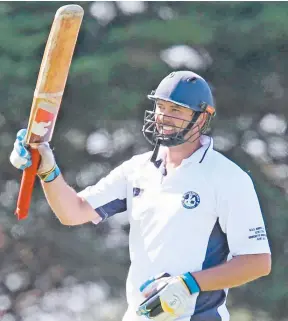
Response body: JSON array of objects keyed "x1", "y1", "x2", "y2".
[{"x1": 15, "y1": 5, "x2": 84, "y2": 220}]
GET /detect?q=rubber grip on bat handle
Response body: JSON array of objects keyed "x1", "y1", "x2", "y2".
[{"x1": 15, "y1": 148, "x2": 41, "y2": 220}]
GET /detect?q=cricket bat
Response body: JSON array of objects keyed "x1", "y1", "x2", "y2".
[{"x1": 15, "y1": 5, "x2": 84, "y2": 220}]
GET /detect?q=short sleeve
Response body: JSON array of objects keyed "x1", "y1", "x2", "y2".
[
  {"x1": 218, "y1": 171, "x2": 271, "y2": 256},
  {"x1": 77, "y1": 161, "x2": 128, "y2": 222}
]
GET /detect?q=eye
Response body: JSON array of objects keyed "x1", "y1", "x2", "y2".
[
  {"x1": 172, "y1": 108, "x2": 180, "y2": 113},
  {"x1": 156, "y1": 105, "x2": 164, "y2": 111}
]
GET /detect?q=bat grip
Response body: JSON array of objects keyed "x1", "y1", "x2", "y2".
[{"x1": 15, "y1": 148, "x2": 41, "y2": 220}]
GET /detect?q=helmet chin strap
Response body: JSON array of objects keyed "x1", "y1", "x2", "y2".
[{"x1": 150, "y1": 139, "x2": 161, "y2": 164}]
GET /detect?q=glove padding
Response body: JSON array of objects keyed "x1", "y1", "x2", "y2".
[
  {"x1": 10, "y1": 129, "x2": 60, "y2": 182},
  {"x1": 137, "y1": 272, "x2": 200, "y2": 320}
]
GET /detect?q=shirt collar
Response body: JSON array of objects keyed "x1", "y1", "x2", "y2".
[{"x1": 155, "y1": 135, "x2": 213, "y2": 167}]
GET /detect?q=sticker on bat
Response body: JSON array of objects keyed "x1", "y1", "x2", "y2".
[
  {"x1": 31, "y1": 120, "x2": 52, "y2": 136},
  {"x1": 32, "y1": 108, "x2": 55, "y2": 137}
]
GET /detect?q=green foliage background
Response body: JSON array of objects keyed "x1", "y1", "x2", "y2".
[{"x1": 0, "y1": 2, "x2": 287, "y2": 320}]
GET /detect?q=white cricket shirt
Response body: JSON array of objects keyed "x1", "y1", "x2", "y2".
[{"x1": 78, "y1": 135, "x2": 271, "y2": 321}]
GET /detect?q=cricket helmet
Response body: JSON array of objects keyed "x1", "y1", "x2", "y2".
[{"x1": 142, "y1": 71, "x2": 216, "y2": 147}]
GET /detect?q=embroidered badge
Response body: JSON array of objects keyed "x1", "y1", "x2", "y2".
[
  {"x1": 182, "y1": 191, "x2": 200, "y2": 209},
  {"x1": 133, "y1": 187, "x2": 143, "y2": 197}
]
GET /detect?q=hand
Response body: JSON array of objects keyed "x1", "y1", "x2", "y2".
[
  {"x1": 9, "y1": 128, "x2": 60, "y2": 182},
  {"x1": 137, "y1": 272, "x2": 200, "y2": 320}
]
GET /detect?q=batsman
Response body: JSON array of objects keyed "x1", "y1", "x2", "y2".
[{"x1": 10, "y1": 70, "x2": 271, "y2": 321}]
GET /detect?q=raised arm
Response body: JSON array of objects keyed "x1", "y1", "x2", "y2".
[
  {"x1": 40, "y1": 174, "x2": 101, "y2": 225},
  {"x1": 10, "y1": 129, "x2": 128, "y2": 225}
]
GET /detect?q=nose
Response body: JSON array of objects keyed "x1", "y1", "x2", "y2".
[
  {"x1": 156, "y1": 111, "x2": 164, "y2": 120},
  {"x1": 156, "y1": 112, "x2": 167, "y2": 124},
  {"x1": 156, "y1": 110, "x2": 172, "y2": 123}
]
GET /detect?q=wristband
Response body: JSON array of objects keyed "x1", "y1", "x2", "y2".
[
  {"x1": 181, "y1": 272, "x2": 201, "y2": 294},
  {"x1": 38, "y1": 164, "x2": 61, "y2": 182}
]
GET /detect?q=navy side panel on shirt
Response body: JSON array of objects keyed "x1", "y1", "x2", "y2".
[
  {"x1": 191, "y1": 219, "x2": 230, "y2": 321},
  {"x1": 95, "y1": 198, "x2": 127, "y2": 221}
]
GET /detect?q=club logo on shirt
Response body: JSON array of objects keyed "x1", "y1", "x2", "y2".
[
  {"x1": 133, "y1": 187, "x2": 144, "y2": 197},
  {"x1": 182, "y1": 191, "x2": 200, "y2": 209}
]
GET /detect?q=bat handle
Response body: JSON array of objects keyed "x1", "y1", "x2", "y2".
[{"x1": 15, "y1": 148, "x2": 41, "y2": 220}]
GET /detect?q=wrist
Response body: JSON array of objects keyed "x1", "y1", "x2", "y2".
[
  {"x1": 181, "y1": 272, "x2": 201, "y2": 294},
  {"x1": 38, "y1": 164, "x2": 61, "y2": 182}
]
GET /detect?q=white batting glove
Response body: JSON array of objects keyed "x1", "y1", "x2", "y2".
[
  {"x1": 137, "y1": 272, "x2": 200, "y2": 320},
  {"x1": 9, "y1": 129, "x2": 61, "y2": 182}
]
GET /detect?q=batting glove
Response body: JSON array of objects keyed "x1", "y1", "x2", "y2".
[
  {"x1": 10, "y1": 128, "x2": 60, "y2": 182},
  {"x1": 137, "y1": 272, "x2": 200, "y2": 320}
]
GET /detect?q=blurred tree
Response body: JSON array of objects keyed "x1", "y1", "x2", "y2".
[{"x1": 0, "y1": 1, "x2": 288, "y2": 320}]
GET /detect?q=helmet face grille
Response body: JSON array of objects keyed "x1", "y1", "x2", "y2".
[
  {"x1": 144, "y1": 71, "x2": 216, "y2": 147},
  {"x1": 142, "y1": 110, "x2": 205, "y2": 147}
]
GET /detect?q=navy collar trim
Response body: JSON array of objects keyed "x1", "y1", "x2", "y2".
[{"x1": 199, "y1": 137, "x2": 212, "y2": 163}]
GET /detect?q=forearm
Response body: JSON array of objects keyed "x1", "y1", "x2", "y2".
[
  {"x1": 192, "y1": 254, "x2": 271, "y2": 291},
  {"x1": 40, "y1": 174, "x2": 99, "y2": 225}
]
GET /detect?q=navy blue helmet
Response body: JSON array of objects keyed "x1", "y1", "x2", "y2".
[{"x1": 142, "y1": 71, "x2": 216, "y2": 147}]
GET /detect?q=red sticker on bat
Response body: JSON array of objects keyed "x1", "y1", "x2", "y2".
[
  {"x1": 35, "y1": 107, "x2": 55, "y2": 123},
  {"x1": 31, "y1": 108, "x2": 55, "y2": 137}
]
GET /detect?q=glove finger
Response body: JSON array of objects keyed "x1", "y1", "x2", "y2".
[
  {"x1": 142, "y1": 278, "x2": 170, "y2": 299},
  {"x1": 14, "y1": 140, "x2": 31, "y2": 159},
  {"x1": 140, "y1": 273, "x2": 171, "y2": 293},
  {"x1": 138, "y1": 286, "x2": 167, "y2": 317},
  {"x1": 137, "y1": 296, "x2": 157, "y2": 316},
  {"x1": 9, "y1": 149, "x2": 32, "y2": 170},
  {"x1": 149, "y1": 302, "x2": 165, "y2": 318},
  {"x1": 145, "y1": 294, "x2": 163, "y2": 313},
  {"x1": 20, "y1": 159, "x2": 32, "y2": 170},
  {"x1": 16, "y1": 129, "x2": 27, "y2": 142}
]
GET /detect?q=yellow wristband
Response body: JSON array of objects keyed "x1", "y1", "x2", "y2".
[{"x1": 38, "y1": 164, "x2": 61, "y2": 182}]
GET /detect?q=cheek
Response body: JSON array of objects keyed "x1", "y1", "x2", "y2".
[
  {"x1": 154, "y1": 115, "x2": 162, "y2": 132},
  {"x1": 154, "y1": 114, "x2": 161, "y2": 125},
  {"x1": 176, "y1": 118, "x2": 189, "y2": 129}
]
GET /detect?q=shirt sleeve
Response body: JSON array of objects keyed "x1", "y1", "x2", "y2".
[
  {"x1": 218, "y1": 171, "x2": 271, "y2": 256},
  {"x1": 77, "y1": 160, "x2": 129, "y2": 223}
]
